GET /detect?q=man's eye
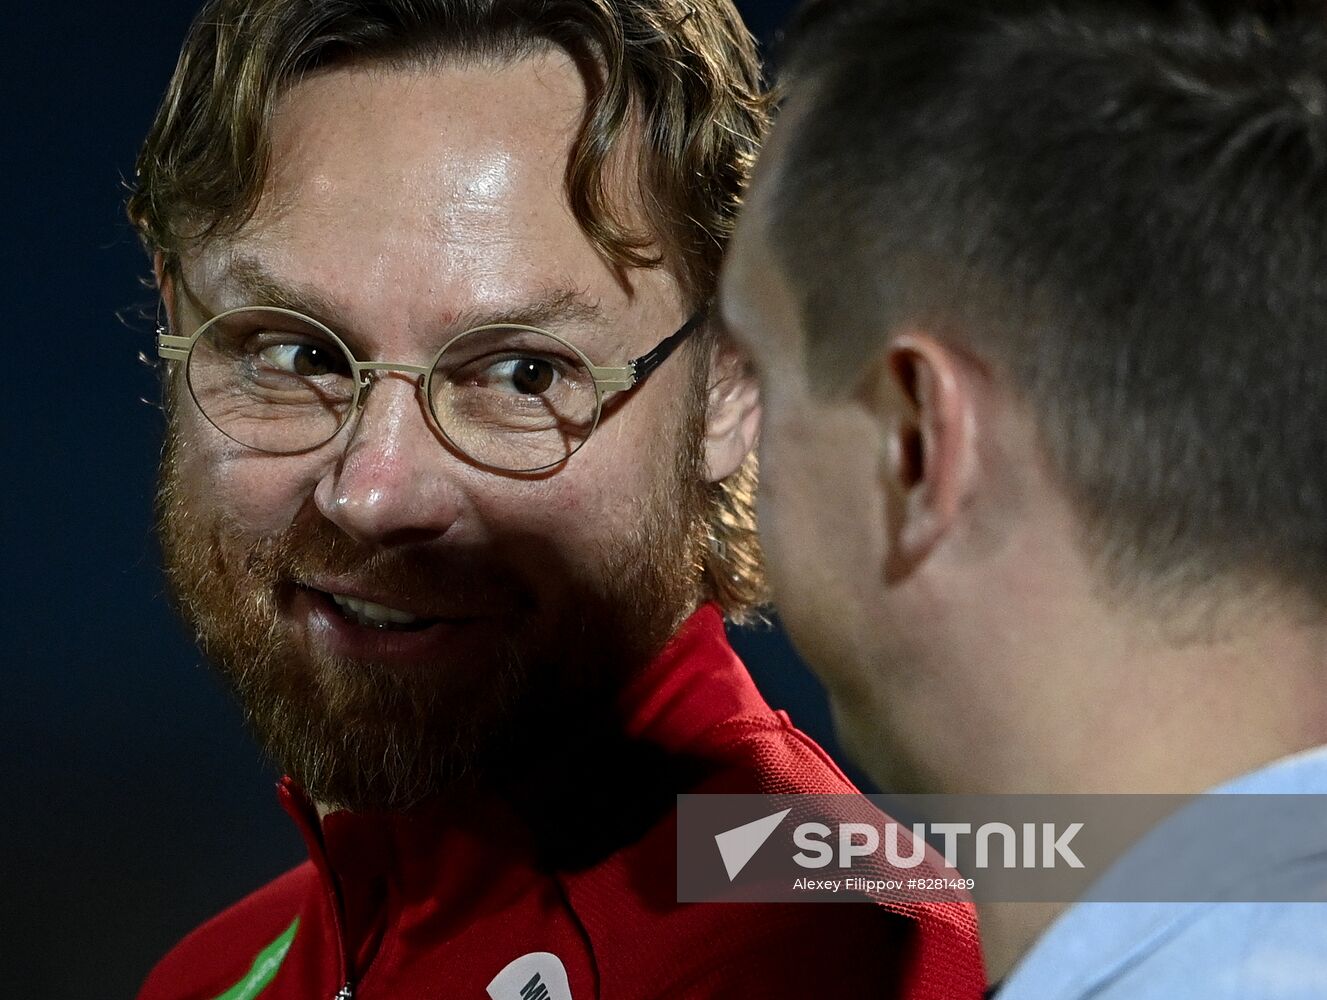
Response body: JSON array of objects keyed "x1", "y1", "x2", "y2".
[
  {"x1": 256, "y1": 342, "x2": 346, "y2": 377},
  {"x1": 485, "y1": 357, "x2": 559, "y2": 395}
]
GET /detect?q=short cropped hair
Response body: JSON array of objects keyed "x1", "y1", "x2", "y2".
[{"x1": 773, "y1": 0, "x2": 1327, "y2": 606}]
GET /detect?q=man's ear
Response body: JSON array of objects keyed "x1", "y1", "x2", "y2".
[
  {"x1": 703, "y1": 338, "x2": 761, "y2": 483},
  {"x1": 868, "y1": 332, "x2": 979, "y2": 579},
  {"x1": 153, "y1": 252, "x2": 178, "y2": 330}
]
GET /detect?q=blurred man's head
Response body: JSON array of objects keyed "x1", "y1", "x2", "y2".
[
  {"x1": 131, "y1": 0, "x2": 768, "y2": 811},
  {"x1": 723, "y1": 0, "x2": 1327, "y2": 795}
]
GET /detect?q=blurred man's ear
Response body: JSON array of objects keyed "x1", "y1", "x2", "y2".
[
  {"x1": 866, "y1": 333, "x2": 979, "y2": 581},
  {"x1": 703, "y1": 338, "x2": 761, "y2": 482}
]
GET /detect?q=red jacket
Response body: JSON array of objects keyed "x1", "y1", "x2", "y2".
[{"x1": 138, "y1": 605, "x2": 985, "y2": 999}]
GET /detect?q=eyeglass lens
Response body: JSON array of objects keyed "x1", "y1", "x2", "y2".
[{"x1": 185, "y1": 307, "x2": 601, "y2": 471}]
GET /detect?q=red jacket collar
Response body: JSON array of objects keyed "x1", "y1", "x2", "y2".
[{"x1": 617, "y1": 602, "x2": 771, "y2": 751}]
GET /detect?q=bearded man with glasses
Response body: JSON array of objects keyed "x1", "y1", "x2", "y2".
[{"x1": 128, "y1": 2, "x2": 982, "y2": 998}]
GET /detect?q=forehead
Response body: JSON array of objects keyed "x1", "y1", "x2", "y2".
[
  {"x1": 719, "y1": 124, "x2": 804, "y2": 366},
  {"x1": 270, "y1": 53, "x2": 580, "y2": 194},
  {"x1": 191, "y1": 51, "x2": 660, "y2": 326}
]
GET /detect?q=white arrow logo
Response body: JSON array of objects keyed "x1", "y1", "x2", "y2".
[{"x1": 714, "y1": 808, "x2": 792, "y2": 881}]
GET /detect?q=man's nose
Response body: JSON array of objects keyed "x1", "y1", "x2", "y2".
[{"x1": 313, "y1": 373, "x2": 464, "y2": 547}]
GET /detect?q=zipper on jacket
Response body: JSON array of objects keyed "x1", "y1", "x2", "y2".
[{"x1": 278, "y1": 786, "x2": 359, "y2": 1000}]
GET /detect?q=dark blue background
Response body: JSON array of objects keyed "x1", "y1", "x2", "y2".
[{"x1": 6, "y1": 4, "x2": 846, "y2": 997}]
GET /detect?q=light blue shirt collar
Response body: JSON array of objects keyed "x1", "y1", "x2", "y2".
[{"x1": 996, "y1": 745, "x2": 1327, "y2": 999}]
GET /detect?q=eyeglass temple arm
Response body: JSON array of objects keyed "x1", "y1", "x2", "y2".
[
  {"x1": 158, "y1": 333, "x2": 192, "y2": 361},
  {"x1": 630, "y1": 312, "x2": 707, "y2": 385},
  {"x1": 156, "y1": 277, "x2": 210, "y2": 360}
]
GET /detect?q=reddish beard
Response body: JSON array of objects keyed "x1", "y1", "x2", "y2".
[{"x1": 156, "y1": 395, "x2": 711, "y2": 813}]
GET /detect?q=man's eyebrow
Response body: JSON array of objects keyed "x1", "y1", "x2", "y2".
[
  {"x1": 712, "y1": 306, "x2": 736, "y2": 341},
  {"x1": 713, "y1": 303, "x2": 748, "y2": 351},
  {"x1": 451, "y1": 288, "x2": 605, "y2": 333},
  {"x1": 212, "y1": 254, "x2": 605, "y2": 335},
  {"x1": 218, "y1": 254, "x2": 342, "y2": 319}
]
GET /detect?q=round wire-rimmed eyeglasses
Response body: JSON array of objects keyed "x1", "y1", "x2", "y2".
[{"x1": 157, "y1": 291, "x2": 704, "y2": 474}]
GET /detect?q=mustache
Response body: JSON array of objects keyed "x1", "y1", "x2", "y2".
[{"x1": 232, "y1": 515, "x2": 538, "y2": 615}]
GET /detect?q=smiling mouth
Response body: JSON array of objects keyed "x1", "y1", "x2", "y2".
[{"x1": 324, "y1": 591, "x2": 441, "y2": 632}]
